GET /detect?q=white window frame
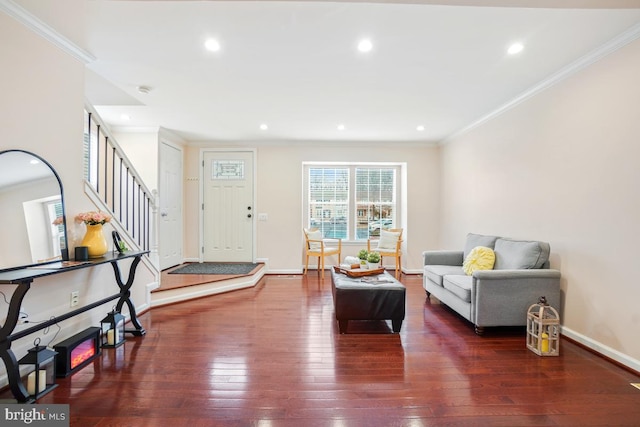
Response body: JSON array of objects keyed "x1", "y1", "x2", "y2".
[{"x1": 303, "y1": 162, "x2": 403, "y2": 242}]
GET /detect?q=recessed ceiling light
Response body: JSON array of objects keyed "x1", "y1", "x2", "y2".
[
  {"x1": 205, "y1": 38, "x2": 221, "y2": 52},
  {"x1": 337, "y1": 124, "x2": 346, "y2": 131},
  {"x1": 120, "y1": 114, "x2": 131, "y2": 121},
  {"x1": 137, "y1": 85, "x2": 152, "y2": 94},
  {"x1": 259, "y1": 123, "x2": 268, "y2": 131},
  {"x1": 357, "y1": 39, "x2": 373, "y2": 53},
  {"x1": 416, "y1": 125, "x2": 425, "y2": 131},
  {"x1": 507, "y1": 42, "x2": 524, "y2": 55}
]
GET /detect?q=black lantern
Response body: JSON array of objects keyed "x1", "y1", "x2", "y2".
[
  {"x1": 18, "y1": 339, "x2": 58, "y2": 399},
  {"x1": 101, "y1": 310, "x2": 125, "y2": 348}
]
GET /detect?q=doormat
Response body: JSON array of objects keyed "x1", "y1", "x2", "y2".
[{"x1": 168, "y1": 262, "x2": 260, "y2": 275}]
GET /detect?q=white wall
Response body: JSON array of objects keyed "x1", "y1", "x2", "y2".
[
  {"x1": 183, "y1": 142, "x2": 440, "y2": 273},
  {"x1": 440, "y1": 38, "x2": 640, "y2": 369},
  {"x1": 112, "y1": 131, "x2": 159, "y2": 192},
  {"x1": 0, "y1": 11, "x2": 155, "y2": 388}
]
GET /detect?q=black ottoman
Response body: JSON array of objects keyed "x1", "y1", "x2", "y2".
[{"x1": 331, "y1": 268, "x2": 406, "y2": 334}]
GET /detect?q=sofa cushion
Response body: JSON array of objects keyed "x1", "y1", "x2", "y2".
[
  {"x1": 493, "y1": 238, "x2": 550, "y2": 270},
  {"x1": 463, "y1": 246, "x2": 495, "y2": 275},
  {"x1": 424, "y1": 265, "x2": 465, "y2": 287},
  {"x1": 443, "y1": 275, "x2": 473, "y2": 303},
  {"x1": 464, "y1": 233, "x2": 499, "y2": 259}
]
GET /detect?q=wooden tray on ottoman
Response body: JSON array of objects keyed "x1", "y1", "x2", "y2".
[{"x1": 333, "y1": 265, "x2": 385, "y2": 277}]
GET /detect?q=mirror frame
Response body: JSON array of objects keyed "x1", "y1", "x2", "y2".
[{"x1": 0, "y1": 149, "x2": 69, "y2": 272}]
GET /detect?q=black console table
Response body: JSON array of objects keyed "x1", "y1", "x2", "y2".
[{"x1": 0, "y1": 250, "x2": 148, "y2": 402}]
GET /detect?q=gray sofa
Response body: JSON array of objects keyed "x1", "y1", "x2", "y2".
[{"x1": 423, "y1": 233, "x2": 561, "y2": 335}]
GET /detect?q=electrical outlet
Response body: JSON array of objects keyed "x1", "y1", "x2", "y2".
[
  {"x1": 18, "y1": 313, "x2": 28, "y2": 324},
  {"x1": 70, "y1": 291, "x2": 79, "y2": 307}
]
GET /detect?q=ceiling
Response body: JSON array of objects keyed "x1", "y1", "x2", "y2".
[{"x1": 21, "y1": 1, "x2": 640, "y2": 143}]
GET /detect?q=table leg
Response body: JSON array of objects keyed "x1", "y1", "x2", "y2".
[
  {"x1": 111, "y1": 255, "x2": 146, "y2": 336},
  {"x1": 338, "y1": 320, "x2": 348, "y2": 334},
  {"x1": 0, "y1": 281, "x2": 32, "y2": 402}
]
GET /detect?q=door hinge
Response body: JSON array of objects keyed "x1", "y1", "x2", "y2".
[
  {"x1": 201, "y1": 246, "x2": 204, "y2": 254},
  {"x1": 202, "y1": 203, "x2": 204, "y2": 210}
]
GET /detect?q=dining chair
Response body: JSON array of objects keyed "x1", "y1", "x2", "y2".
[
  {"x1": 367, "y1": 228, "x2": 403, "y2": 279},
  {"x1": 303, "y1": 228, "x2": 341, "y2": 279}
]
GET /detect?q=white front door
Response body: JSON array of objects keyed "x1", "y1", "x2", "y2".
[
  {"x1": 159, "y1": 142, "x2": 183, "y2": 270},
  {"x1": 202, "y1": 151, "x2": 254, "y2": 262}
]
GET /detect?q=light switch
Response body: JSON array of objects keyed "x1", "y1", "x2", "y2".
[{"x1": 258, "y1": 213, "x2": 268, "y2": 221}]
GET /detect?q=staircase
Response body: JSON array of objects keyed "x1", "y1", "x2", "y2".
[
  {"x1": 82, "y1": 104, "x2": 158, "y2": 277},
  {"x1": 82, "y1": 104, "x2": 266, "y2": 307}
]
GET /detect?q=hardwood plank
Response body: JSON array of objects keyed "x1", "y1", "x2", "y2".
[{"x1": 3, "y1": 274, "x2": 639, "y2": 426}]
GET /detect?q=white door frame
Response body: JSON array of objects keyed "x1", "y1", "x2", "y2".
[{"x1": 199, "y1": 148, "x2": 257, "y2": 262}]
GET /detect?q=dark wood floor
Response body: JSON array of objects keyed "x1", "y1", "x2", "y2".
[{"x1": 10, "y1": 273, "x2": 640, "y2": 426}]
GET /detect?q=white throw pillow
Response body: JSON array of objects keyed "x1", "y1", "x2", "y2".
[
  {"x1": 305, "y1": 229, "x2": 323, "y2": 250},
  {"x1": 376, "y1": 229, "x2": 401, "y2": 250}
]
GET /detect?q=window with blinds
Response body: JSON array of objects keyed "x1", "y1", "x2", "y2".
[{"x1": 305, "y1": 164, "x2": 399, "y2": 241}]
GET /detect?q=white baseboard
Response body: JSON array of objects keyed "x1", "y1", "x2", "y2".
[
  {"x1": 296, "y1": 266, "x2": 423, "y2": 276},
  {"x1": 269, "y1": 269, "x2": 304, "y2": 275},
  {"x1": 562, "y1": 326, "x2": 640, "y2": 373},
  {"x1": 143, "y1": 281, "x2": 159, "y2": 309},
  {"x1": 146, "y1": 281, "x2": 159, "y2": 292}
]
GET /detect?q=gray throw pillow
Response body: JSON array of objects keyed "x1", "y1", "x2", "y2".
[
  {"x1": 493, "y1": 238, "x2": 550, "y2": 270},
  {"x1": 463, "y1": 233, "x2": 499, "y2": 259}
]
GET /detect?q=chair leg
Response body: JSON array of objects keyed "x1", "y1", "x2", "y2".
[
  {"x1": 304, "y1": 255, "x2": 309, "y2": 275},
  {"x1": 321, "y1": 256, "x2": 325, "y2": 279}
]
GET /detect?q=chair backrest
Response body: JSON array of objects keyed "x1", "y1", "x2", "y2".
[
  {"x1": 303, "y1": 228, "x2": 322, "y2": 250},
  {"x1": 372, "y1": 228, "x2": 403, "y2": 251},
  {"x1": 386, "y1": 228, "x2": 403, "y2": 239}
]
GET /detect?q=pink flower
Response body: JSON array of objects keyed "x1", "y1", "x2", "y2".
[
  {"x1": 75, "y1": 211, "x2": 111, "y2": 225},
  {"x1": 52, "y1": 216, "x2": 64, "y2": 226}
]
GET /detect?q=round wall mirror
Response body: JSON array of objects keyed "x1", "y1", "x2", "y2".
[{"x1": 0, "y1": 150, "x2": 68, "y2": 271}]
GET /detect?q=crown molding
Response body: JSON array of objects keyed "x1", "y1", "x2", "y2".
[
  {"x1": 0, "y1": 0, "x2": 95, "y2": 64},
  {"x1": 442, "y1": 22, "x2": 640, "y2": 145}
]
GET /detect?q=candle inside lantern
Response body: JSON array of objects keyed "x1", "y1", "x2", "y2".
[
  {"x1": 541, "y1": 332, "x2": 550, "y2": 353},
  {"x1": 107, "y1": 329, "x2": 115, "y2": 346},
  {"x1": 27, "y1": 370, "x2": 47, "y2": 395}
]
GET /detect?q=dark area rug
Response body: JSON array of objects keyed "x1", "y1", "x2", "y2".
[{"x1": 168, "y1": 262, "x2": 259, "y2": 275}]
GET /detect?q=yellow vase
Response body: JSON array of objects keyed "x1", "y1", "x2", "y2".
[{"x1": 81, "y1": 224, "x2": 108, "y2": 258}]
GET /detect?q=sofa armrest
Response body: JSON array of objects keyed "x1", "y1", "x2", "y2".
[
  {"x1": 422, "y1": 250, "x2": 463, "y2": 266},
  {"x1": 472, "y1": 269, "x2": 561, "y2": 327}
]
